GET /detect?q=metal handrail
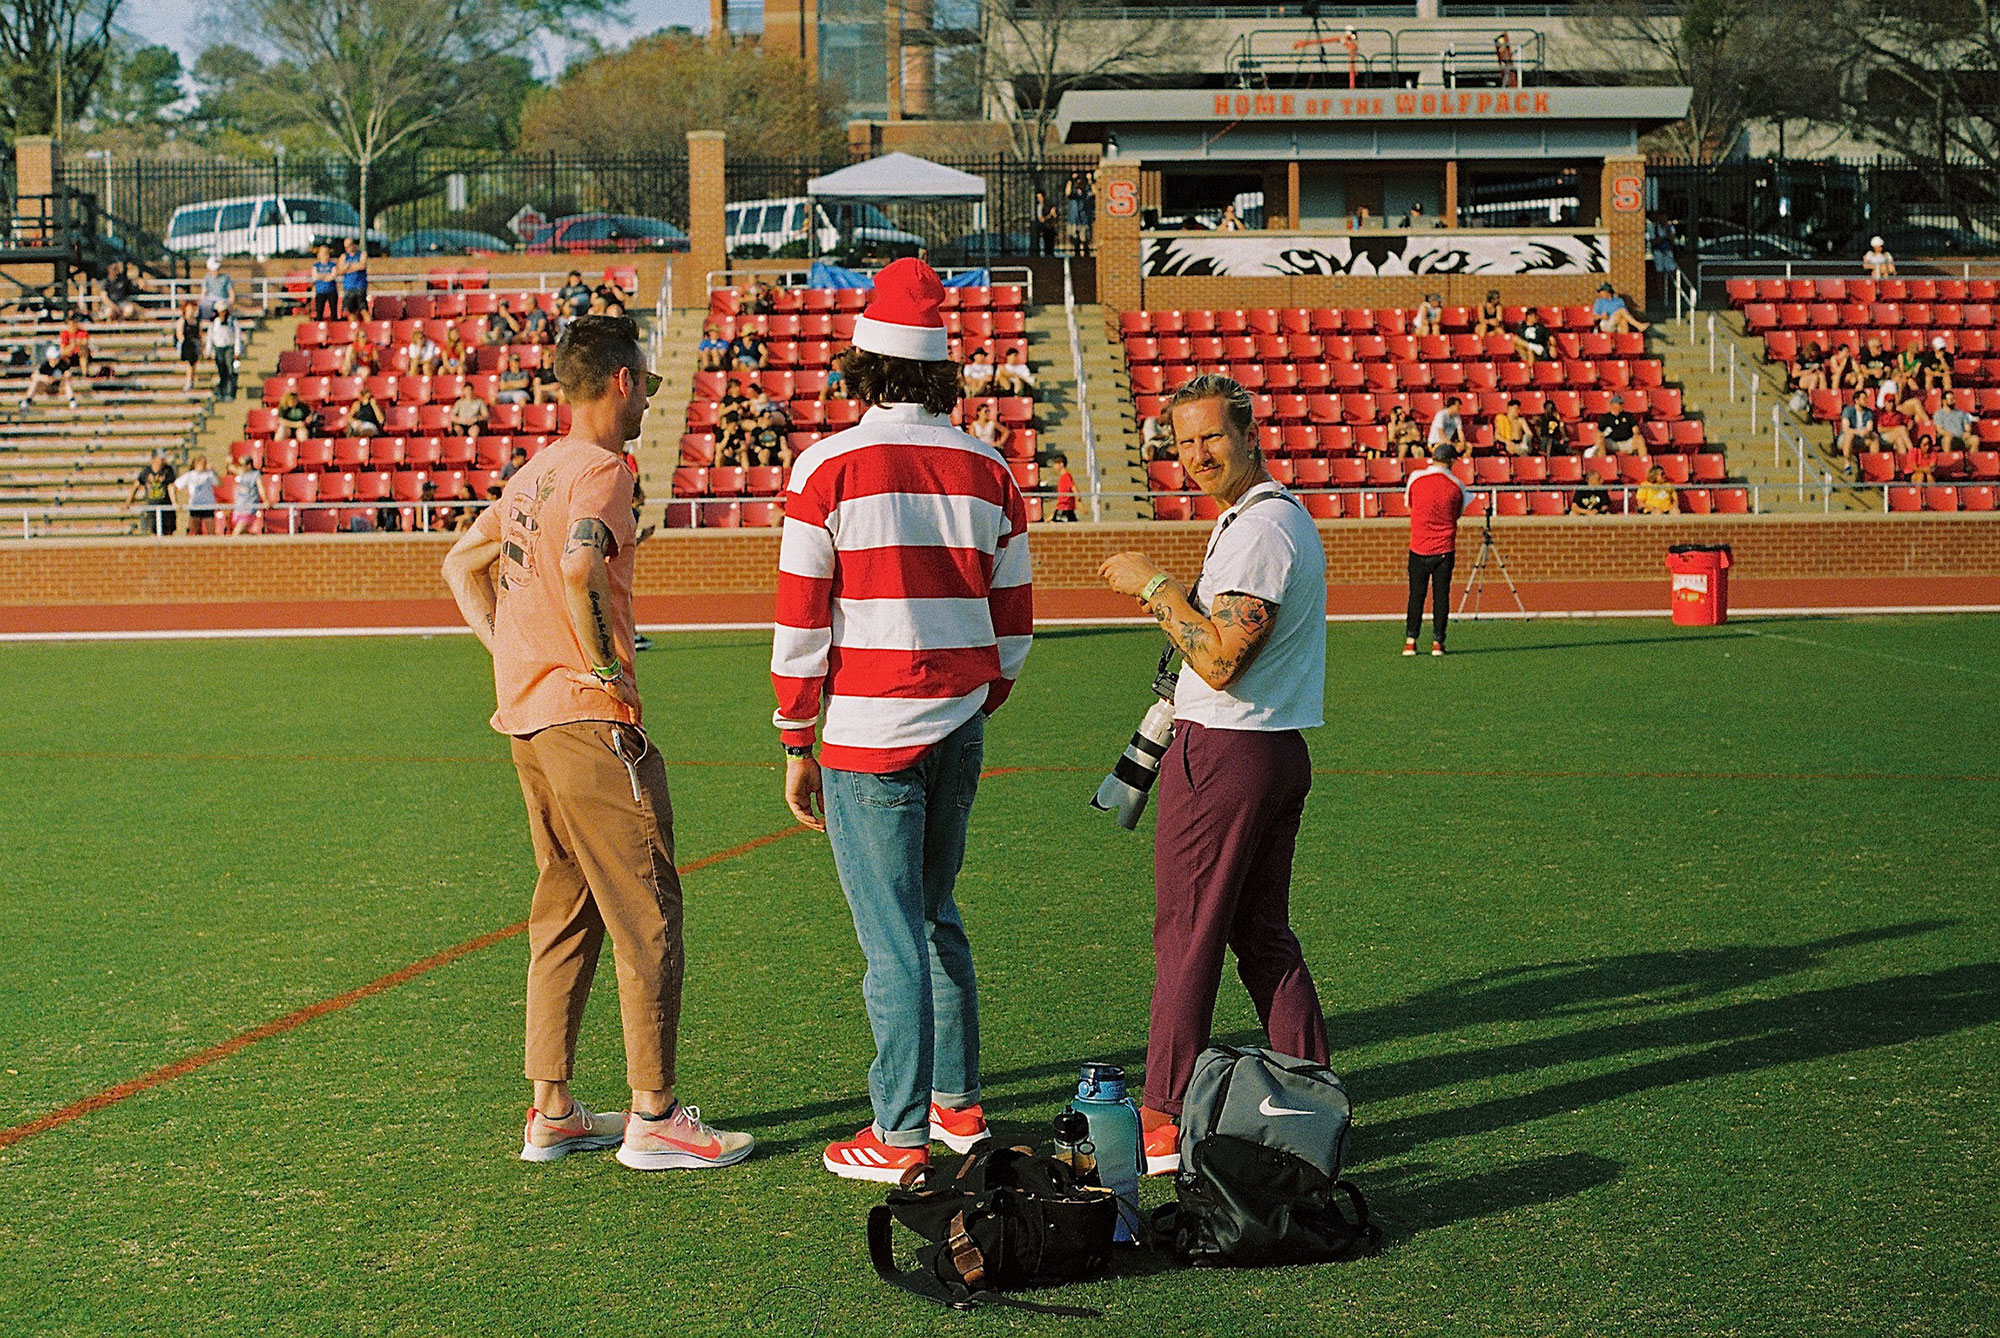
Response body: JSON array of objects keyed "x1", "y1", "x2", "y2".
[{"x1": 1061, "y1": 257, "x2": 1101, "y2": 523}]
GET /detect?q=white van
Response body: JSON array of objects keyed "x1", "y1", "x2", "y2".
[
  {"x1": 725, "y1": 196, "x2": 925, "y2": 258},
  {"x1": 164, "y1": 194, "x2": 388, "y2": 260}
]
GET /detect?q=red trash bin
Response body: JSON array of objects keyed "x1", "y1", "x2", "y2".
[{"x1": 1666, "y1": 544, "x2": 1731, "y2": 625}]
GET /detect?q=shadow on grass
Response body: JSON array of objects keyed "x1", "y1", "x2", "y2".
[{"x1": 735, "y1": 920, "x2": 1986, "y2": 1241}]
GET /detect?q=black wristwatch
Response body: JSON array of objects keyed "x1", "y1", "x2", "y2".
[{"x1": 783, "y1": 743, "x2": 815, "y2": 758}]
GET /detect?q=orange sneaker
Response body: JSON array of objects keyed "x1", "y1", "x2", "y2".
[
  {"x1": 824, "y1": 1126, "x2": 930, "y2": 1183},
  {"x1": 520, "y1": 1100, "x2": 626, "y2": 1162},
  {"x1": 615, "y1": 1104, "x2": 754, "y2": 1171},
  {"x1": 928, "y1": 1101, "x2": 991, "y2": 1153},
  {"x1": 1142, "y1": 1115, "x2": 1181, "y2": 1177}
]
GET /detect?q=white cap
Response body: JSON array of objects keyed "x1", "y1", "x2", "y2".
[
  {"x1": 1871, "y1": 236, "x2": 1884, "y2": 248},
  {"x1": 1933, "y1": 335, "x2": 1947, "y2": 349}
]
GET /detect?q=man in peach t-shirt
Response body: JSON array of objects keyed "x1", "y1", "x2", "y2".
[{"x1": 444, "y1": 315, "x2": 751, "y2": 1172}]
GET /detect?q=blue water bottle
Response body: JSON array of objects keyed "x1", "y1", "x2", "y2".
[{"x1": 1070, "y1": 1062, "x2": 1142, "y2": 1243}]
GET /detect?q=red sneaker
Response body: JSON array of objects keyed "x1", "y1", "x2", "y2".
[
  {"x1": 928, "y1": 1101, "x2": 991, "y2": 1153},
  {"x1": 824, "y1": 1126, "x2": 930, "y2": 1183},
  {"x1": 1143, "y1": 1117, "x2": 1181, "y2": 1177}
]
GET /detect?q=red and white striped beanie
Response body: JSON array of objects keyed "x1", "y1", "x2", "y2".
[{"x1": 851, "y1": 257, "x2": 949, "y2": 362}]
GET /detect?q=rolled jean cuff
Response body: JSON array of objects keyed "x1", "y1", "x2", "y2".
[
  {"x1": 932, "y1": 1088, "x2": 981, "y2": 1112},
  {"x1": 874, "y1": 1121, "x2": 931, "y2": 1149}
]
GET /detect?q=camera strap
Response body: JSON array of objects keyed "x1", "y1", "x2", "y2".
[{"x1": 1161, "y1": 482, "x2": 1299, "y2": 679}]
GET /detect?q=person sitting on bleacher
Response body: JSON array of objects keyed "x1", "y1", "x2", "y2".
[
  {"x1": 342, "y1": 330, "x2": 380, "y2": 378},
  {"x1": 450, "y1": 382, "x2": 490, "y2": 434},
  {"x1": 1856, "y1": 336, "x2": 1891, "y2": 385},
  {"x1": 593, "y1": 278, "x2": 630, "y2": 316},
  {"x1": 1636, "y1": 465, "x2": 1676, "y2": 515},
  {"x1": 1412, "y1": 292, "x2": 1443, "y2": 337},
  {"x1": 698, "y1": 324, "x2": 730, "y2": 372},
  {"x1": 1596, "y1": 394, "x2": 1640, "y2": 455},
  {"x1": 1872, "y1": 381, "x2": 1921, "y2": 455},
  {"x1": 1592, "y1": 282, "x2": 1650, "y2": 335},
  {"x1": 402, "y1": 329, "x2": 440, "y2": 377},
  {"x1": 1835, "y1": 398, "x2": 1876, "y2": 469},
  {"x1": 730, "y1": 326, "x2": 767, "y2": 371},
  {"x1": 960, "y1": 347, "x2": 994, "y2": 397},
  {"x1": 19, "y1": 338, "x2": 76, "y2": 409},
  {"x1": 558, "y1": 271, "x2": 592, "y2": 320},
  {"x1": 274, "y1": 388, "x2": 315, "y2": 441},
  {"x1": 484, "y1": 304, "x2": 520, "y2": 345},
  {"x1": 521, "y1": 302, "x2": 553, "y2": 345},
  {"x1": 741, "y1": 278, "x2": 776, "y2": 316},
  {"x1": 1570, "y1": 479, "x2": 1610, "y2": 515},
  {"x1": 1473, "y1": 289, "x2": 1506, "y2": 337},
  {"x1": 991, "y1": 347, "x2": 1037, "y2": 400},
  {"x1": 1861, "y1": 236, "x2": 1895, "y2": 280},
  {"x1": 969, "y1": 400, "x2": 1010, "y2": 455},
  {"x1": 1933, "y1": 400, "x2": 1974, "y2": 452},
  {"x1": 1493, "y1": 399, "x2": 1532, "y2": 456},
  {"x1": 820, "y1": 360, "x2": 847, "y2": 401},
  {"x1": 342, "y1": 387, "x2": 384, "y2": 437},
  {"x1": 1511, "y1": 309, "x2": 1551, "y2": 367},
  {"x1": 1427, "y1": 396, "x2": 1468, "y2": 453},
  {"x1": 500, "y1": 445, "x2": 529, "y2": 484},
  {"x1": 1824, "y1": 343, "x2": 1861, "y2": 392},
  {"x1": 99, "y1": 261, "x2": 144, "y2": 321},
  {"x1": 1917, "y1": 336, "x2": 1953, "y2": 393},
  {"x1": 439, "y1": 327, "x2": 471, "y2": 377},
  {"x1": 1385, "y1": 403, "x2": 1423, "y2": 459},
  {"x1": 496, "y1": 352, "x2": 533, "y2": 405},
  {"x1": 1533, "y1": 403, "x2": 1569, "y2": 456},
  {"x1": 531, "y1": 360, "x2": 562, "y2": 404},
  {"x1": 1791, "y1": 340, "x2": 1827, "y2": 395}
]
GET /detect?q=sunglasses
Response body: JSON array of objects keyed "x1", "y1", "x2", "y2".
[{"x1": 624, "y1": 367, "x2": 662, "y2": 397}]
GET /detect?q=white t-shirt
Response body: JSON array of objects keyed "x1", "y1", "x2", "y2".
[
  {"x1": 1174, "y1": 483, "x2": 1326, "y2": 732},
  {"x1": 1427, "y1": 408, "x2": 1462, "y2": 445},
  {"x1": 1863, "y1": 248, "x2": 1894, "y2": 277}
]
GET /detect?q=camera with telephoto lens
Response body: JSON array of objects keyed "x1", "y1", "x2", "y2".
[{"x1": 1090, "y1": 647, "x2": 1181, "y2": 830}]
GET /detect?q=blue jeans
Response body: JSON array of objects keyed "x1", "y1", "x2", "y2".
[{"x1": 822, "y1": 713, "x2": 985, "y2": 1146}]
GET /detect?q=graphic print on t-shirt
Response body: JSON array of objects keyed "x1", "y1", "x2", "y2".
[{"x1": 498, "y1": 472, "x2": 556, "y2": 592}]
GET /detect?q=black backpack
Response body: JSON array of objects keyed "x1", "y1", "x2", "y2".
[
  {"x1": 868, "y1": 1144, "x2": 1120, "y2": 1316},
  {"x1": 1156, "y1": 1046, "x2": 1381, "y2": 1268}
]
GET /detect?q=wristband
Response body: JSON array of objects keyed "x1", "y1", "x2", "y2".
[
  {"x1": 783, "y1": 743, "x2": 815, "y2": 758},
  {"x1": 1138, "y1": 573, "x2": 1170, "y2": 604},
  {"x1": 590, "y1": 662, "x2": 622, "y2": 683}
]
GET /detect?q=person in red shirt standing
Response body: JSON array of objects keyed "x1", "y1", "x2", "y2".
[
  {"x1": 1403, "y1": 440, "x2": 1468, "y2": 656},
  {"x1": 1051, "y1": 450, "x2": 1078, "y2": 521}
]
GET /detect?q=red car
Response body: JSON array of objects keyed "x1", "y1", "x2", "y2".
[{"x1": 523, "y1": 213, "x2": 689, "y2": 254}]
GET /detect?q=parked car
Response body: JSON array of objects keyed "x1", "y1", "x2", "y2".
[
  {"x1": 1696, "y1": 231, "x2": 1813, "y2": 260},
  {"x1": 1839, "y1": 223, "x2": 1994, "y2": 258},
  {"x1": 725, "y1": 196, "x2": 925, "y2": 259},
  {"x1": 523, "y1": 213, "x2": 688, "y2": 254},
  {"x1": 164, "y1": 194, "x2": 386, "y2": 259},
  {"x1": 387, "y1": 228, "x2": 514, "y2": 256}
]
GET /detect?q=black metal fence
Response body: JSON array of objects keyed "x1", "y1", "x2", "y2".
[{"x1": 1651, "y1": 157, "x2": 2000, "y2": 268}]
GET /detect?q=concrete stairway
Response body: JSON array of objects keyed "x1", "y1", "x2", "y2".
[
  {"x1": 1072, "y1": 306, "x2": 1144, "y2": 520},
  {"x1": 637, "y1": 306, "x2": 706, "y2": 509}
]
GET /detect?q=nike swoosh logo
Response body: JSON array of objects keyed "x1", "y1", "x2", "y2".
[
  {"x1": 665, "y1": 1133, "x2": 723, "y2": 1158},
  {"x1": 1258, "y1": 1096, "x2": 1314, "y2": 1118}
]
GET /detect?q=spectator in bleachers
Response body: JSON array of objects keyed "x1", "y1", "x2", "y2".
[
  {"x1": 338, "y1": 238, "x2": 369, "y2": 318},
  {"x1": 1570, "y1": 479, "x2": 1609, "y2": 515},
  {"x1": 960, "y1": 346, "x2": 995, "y2": 397},
  {"x1": 1857, "y1": 335, "x2": 1891, "y2": 384},
  {"x1": 1385, "y1": 403, "x2": 1423, "y2": 458},
  {"x1": 1861, "y1": 235, "x2": 1895, "y2": 279},
  {"x1": 992, "y1": 347, "x2": 1037, "y2": 400},
  {"x1": 1532, "y1": 402, "x2": 1569, "y2": 455},
  {"x1": 1052, "y1": 452, "x2": 1078, "y2": 521},
  {"x1": 1218, "y1": 204, "x2": 1245, "y2": 232},
  {"x1": 1917, "y1": 336, "x2": 1953, "y2": 393},
  {"x1": 1791, "y1": 340, "x2": 1828, "y2": 395},
  {"x1": 1933, "y1": 399, "x2": 1974, "y2": 451},
  {"x1": 439, "y1": 327, "x2": 471, "y2": 376},
  {"x1": 1512, "y1": 308, "x2": 1551, "y2": 366},
  {"x1": 1592, "y1": 282, "x2": 1650, "y2": 334},
  {"x1": 1872, "y1": 382, "x2": 1920, "y2": 454},
  {"x1": 19, "y1": 337, "x2": 77, "y2": 409},
  {"x1": 1412, "y1": 292, "x2": 1443, "y2": 337},
  {"x1": 1493, "y1": 399, "x2": 1531, "y2": 456},
  {"x1": 341, "y1": 387, "x2": 384, "y2": 437},
  {"x1": 451, "y1": 382, "x2": 491, "y2": 434},
  {"x1": 820, "y1": 359, "x2": 847, "y2": 401},
  {"x1": 199, "y1": 257, "x2": 235, "y2": 320},
  {"x1": 341, "y1": 329, "x2": 380, "y2": 378},
  {"x1": 174, "y1": 301, "x2": 202, "y2": 392},
  {"x1": 274, "y1": 388, "x2": 314, "y2": 441},
  {"x1": 99, "y1": 261, "x2": 143, "y2": 321},
  {"x1": 58, "y1": 314, "x2": 93, "y2": 383},
  {"x1": 1473, "y1": 289, "x2": 1506, "y2": 337},
  {"x1": 500, "y1": 445, "x2": 529, "y2": 483},
  {"x1": 310, "y1": 244, "x2": 339, "y2": 321},
  {"x1": 1426, "y1": 396, "x2": 1467, "y2": 452},
  {"x1": 698, "y1": 324, "x2": 730, "y2": 371},
  {"x1": 1353, "y1": 205, "x2": 1375, "y2": 230},
  {"x1": 1495, "y1": 31, "x2": 1518, "y2": 86},
  {"x1": 521, "y1": 301, "x2": 553, "y2": 345},
  {"x1": 1636, "y1": 465, "x2": 1676, "y2": 515},
  {"x1": 730, "y1": 325, "x2": 768, "y2": 371},
  {"x1": 174, "y1": 452, "x2": 223, "y2": 535},
  {"x1": 594, "y1": 274, "x2": 633, "y2": 314},
  {"x1": 531, "y1": 359, "x2": 562, "y2": 404},
  {"x1": 1824, "y1": 342, "x2": 1860, "y2": 392},
  {"x1": 970, "y1": 400, "x2": 1009, "y2": 455},
  {"x1": 230, "y1": 456, "x2": 263, "y2": 534},
  {"x1": 1597, "y1": 394, "x2": 1640, "y2": 455},
  {"x1": 1835, "y1": 398, "x2": 1876, "y2": 468},
  {"x1": 558, "y1": 270, "x2": 593, "y2": 320},
  {"x1": 209, "y1": 310, "x2": 242, "y2": 400},
  {"x1": 127, "y1": 449, "x2": 177, "y2": 535},
  {"x1": 484, "y1": 304, "x2": 520, "y2": 346},
  {"x1": 402, "y1": 328, "x2": 440, "y2": 377},
  {"x1": 496, "y1": 352, "x2": 533, "y2": 404}
]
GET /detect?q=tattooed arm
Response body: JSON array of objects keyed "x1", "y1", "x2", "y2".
[
  {"x1": 442, "y1": 504, "x2": 502, "y2": 654},
  {"x1": 1099, "y1": 551, "x2": 1277, "y2": 690},
  {"x1": 558, "y1": 516, "x2": 640, "y2": 714}
]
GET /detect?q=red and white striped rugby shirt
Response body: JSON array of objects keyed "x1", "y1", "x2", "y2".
[{"x1": 771, "y1": 403, "x2": 1034, "y2": 773}]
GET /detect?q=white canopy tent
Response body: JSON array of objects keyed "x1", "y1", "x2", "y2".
[{"x1": 807, "y1": 153, "x2": 989, "y2": 256}]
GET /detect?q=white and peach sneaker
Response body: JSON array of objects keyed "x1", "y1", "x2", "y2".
[
  {"x1": 928, "y1": 1101, "x2": 991, "y2": 1153},
  {"x1": 824, "y1": 1126, "x2": 930, "y2": 1183},
  {"x1": 520, "y1": 1101, "x2": 627, "y2": 1162},
  {"x1": 615, "y1": 1104, "x2": 755, "y2": 1171}
]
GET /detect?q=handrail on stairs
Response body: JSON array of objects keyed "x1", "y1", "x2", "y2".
[{"x1": 1062, "y1": 258, "x2": 1101, "y2": 523}]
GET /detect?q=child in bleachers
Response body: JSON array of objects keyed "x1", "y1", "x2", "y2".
[
  {"x1": 230, "y1": 457, "x2": 263, "y2": 535},
  {"x1": 274, "y1": 389, "x2": 314, "y2": 441},
  {"x1": 698, "y1": 324, "x2": 730, "y2": 371},
  {"x1": 1052, "y1": 452, "x2": 1078, "y2": 521}
]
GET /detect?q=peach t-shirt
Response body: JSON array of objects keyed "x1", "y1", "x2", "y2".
[{"x1": 488, "y1": 438, "x2": 639, "y2": 736}]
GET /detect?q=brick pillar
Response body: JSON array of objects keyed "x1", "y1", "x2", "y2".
[
  {"x1": 686, "y1": 131, "x2": 727, "y2": 310},
  {"x1": 1096, "y1": 156, "x2": 1143, "y2": 314},
  {"x1": 709, "y1": 0, "x2": 726, "y2": 43},
  {"x1": 1443, "y1": 159, "x2": 1459, "y2": 227},
  {"x1": 15, "y1": 135, "x2": 54, "y2": 198},
  {"x1": 1600, "y1": 155, "x2": 1646, "y2": 311}
]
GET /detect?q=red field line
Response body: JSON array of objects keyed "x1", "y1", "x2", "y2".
[
  {"x1": 0, "y1": 822, "x2": 809, "y2": 1153},
  {"x1": 0, "y1": 748, "x2": 777, "y2": 769}
]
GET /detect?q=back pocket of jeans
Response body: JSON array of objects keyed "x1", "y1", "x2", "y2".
[{"x1": 851, "y1": 770, "x2": 920, "y2": 810}]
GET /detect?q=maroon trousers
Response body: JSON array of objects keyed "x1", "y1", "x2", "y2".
[{"x1": 1144, "y1": 721, "x2": 1329, "y2": 1116}]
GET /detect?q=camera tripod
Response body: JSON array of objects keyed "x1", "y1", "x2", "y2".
[{"x1": 1456, "y1": 503, "x2": 1528, "y2": 619}]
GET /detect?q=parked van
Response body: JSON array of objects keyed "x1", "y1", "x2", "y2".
[
  {"x1": 724, "y1": 196, "x2": 925, "y2": 259},
  {"x1": 164, "y1": 194, "x2": 387, "y2": 260}
]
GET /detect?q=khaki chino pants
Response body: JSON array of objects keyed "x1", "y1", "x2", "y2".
[{"x1": 511, "y1": 720, "x2": 683, "y2": 1092}]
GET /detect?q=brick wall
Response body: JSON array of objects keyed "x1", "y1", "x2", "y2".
[
  {"x1": 1095, "y1": 159, "x2": 1144, "y2": 315},
  {"x1": 686, "y1": 132, "x2": 727, "y2": 308},
  {"x1": 8, "y1": 515, "x2": 2000, "y2": 612},
  {"x1": 1601, "y1": 155, "x2": 1647, "y2": 312}
]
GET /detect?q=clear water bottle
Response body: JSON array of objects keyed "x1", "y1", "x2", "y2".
[
  {"x1": 1070, "y1": 1061, "x2": 1142, "y2": 1243},
  {"x1": 1050, "y1": 1108, "x2": 1098, "y2": 1184}
]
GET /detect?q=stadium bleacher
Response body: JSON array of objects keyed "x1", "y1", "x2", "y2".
[
  {"x1": 1731, "y1": 276, "x2": 2000, "y2": 509},
  {"x1": 1121, "y1": 302, "x2": 1725, "y2": 518}
]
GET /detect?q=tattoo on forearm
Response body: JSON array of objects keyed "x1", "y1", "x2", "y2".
[
  {"x1": 1155, "y1": 592, "x2": 1275, "y2": 683},
  {"x1": 587, "y1": 588, "x2": 614, "y2": 662}
]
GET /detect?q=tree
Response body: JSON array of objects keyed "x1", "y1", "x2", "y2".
[
  {"x1": 977, "y1": 0, "x2": 1188, "y2": 164},
  {"x1": 519, "y1": 32, "x2": 846, "y2": 160},
  {"x1": 219, "y1": 0, "x2": 606, "y2": 233},
  {"x1": 1579, "y1": 0, "x2": 1839, "y2": 162},
  {"x1": 97, "y1": 43, "x2": 184, "y2": 126},
  {"x1": 0, "y1": 0, "x2": 123, "y2": 142}
]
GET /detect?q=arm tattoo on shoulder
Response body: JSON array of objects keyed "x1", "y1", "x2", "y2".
[
  {"x1": 564, "y1": 518, "x2": 615, "y2": 558},
  {"x1": 1211, "y1": 593, "x2": 1277, "y2": 643}
]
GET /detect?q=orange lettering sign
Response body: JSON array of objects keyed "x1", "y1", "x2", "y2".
[
  {"x1": 1105, "y1": 179, "x2": 1138, "y2": 218},
  {"x1": 1611, "y1": 174, "x2": 1643, "y2": 212}
]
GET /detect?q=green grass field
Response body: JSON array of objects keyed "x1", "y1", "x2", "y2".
[{"x1": 2, "y1": 615, "x2": 1997, "y2": 1337}]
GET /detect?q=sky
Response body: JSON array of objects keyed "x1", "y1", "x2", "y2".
[{"x1": 123, "y1": 0, "x2": 715, "y2": 78}]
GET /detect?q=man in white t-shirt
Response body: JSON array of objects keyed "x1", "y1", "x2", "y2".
[
  {"x1": 1862, "y1": 236, "x2": 1895, "y2": 279},
  {"x1": 1098, "y1": 372, "x2": 1330, "y2": 1178},
  {"x1": 1428, "y1": 396, "x2": 1467, "y2": 449}
]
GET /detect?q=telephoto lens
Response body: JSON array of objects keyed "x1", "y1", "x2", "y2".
[{"x1": 1091, "y1": 696, "x2": 1177, "y2": 829}]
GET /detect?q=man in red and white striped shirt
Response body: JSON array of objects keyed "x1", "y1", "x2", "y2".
[{"x1": 770, "y1": 258, "x2": 1033, "y2": 1182}]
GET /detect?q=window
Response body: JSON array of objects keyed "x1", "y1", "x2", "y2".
[
  {"x1": 786, "y1": 203, "x2": 806, "y2": 233},
  {"x1": 284, "y1": 198, "x2": 361, "y2": 228},
  {"x1": 256, "y1": 200, "x2": 282, "y2": 229},
  {"x1": 760, "y1": 205, "x2": 787, "y2": 234},
  {"x1": 216, "y1": 201, "x2": 256, "y2": 232},
  {"x1": 169, "y1": 207, "x2": 218, "y2": 239}
]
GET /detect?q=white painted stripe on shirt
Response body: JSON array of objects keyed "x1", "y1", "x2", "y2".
[
  {"x1": 823, "y1": 688, "x2": 987, "y2": 748},
  {"x1": 992, "y1": 534, "x2": 1032, "y2": 588},
  {"x1": 825, "y1": 489, "x2": 1008, "y2": 555},
  {"x1": 996, "y1": 633, "x2": 1032, "y2": 680},
  {"x1": 831, "y1": 595, "x2": 995, "y2": 651},
  {"x1": 771, "y1": 623, "x2": 832, "y2": 678},
  {"x1": 778, "y1": 516, "x2": 835, "y2": 578},
  {"x1": 787, "y1": 415, "x2": 1006, "y2": 495}
]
